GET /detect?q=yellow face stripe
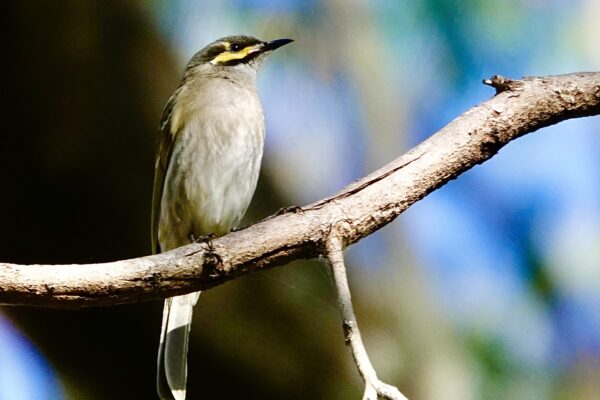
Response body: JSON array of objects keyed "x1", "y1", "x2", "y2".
[{"x1": 211, "y1": 44, "x2": 262, "y2": 65}]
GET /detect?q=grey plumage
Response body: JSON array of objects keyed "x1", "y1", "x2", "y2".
[{"x1": 151, "y1": 35, "x2": 292, "y2": 400}]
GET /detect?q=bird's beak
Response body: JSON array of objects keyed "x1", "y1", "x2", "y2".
[{"x1": 262, "y1": 38, "x2": 294, "y2": 52}]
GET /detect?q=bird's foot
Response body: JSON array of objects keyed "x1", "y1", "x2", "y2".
[
  {"x1": 189, "y1": 233, "x2": 223, "y2": 266},
  {"x1": 189, "y1": 233, "x2": 217, "y2": 243},
  {"x1": 276, "y1": 205, "x2": 304, "y2": 215}
]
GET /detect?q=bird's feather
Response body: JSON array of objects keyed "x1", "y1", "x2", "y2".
[
  {"x1": 157, "y1": 293, "x2": 200, "y2": 400},
  {"x1": 151, "y1": 89, "x2": 181, "y2": 255}
]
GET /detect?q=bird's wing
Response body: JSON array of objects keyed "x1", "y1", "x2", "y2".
[{"x1": 151, "y1": 89, "x2": 181, "y2": 255}]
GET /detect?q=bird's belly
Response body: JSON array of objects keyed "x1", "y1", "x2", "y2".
[
  {"x1": 185, "y1": 129, "x2": 262, "y2": 234},
  {"x1": 158, "y1": 117, "x2": 264, "y2": 250}
]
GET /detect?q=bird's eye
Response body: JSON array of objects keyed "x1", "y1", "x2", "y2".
[{"x1": 230, "y1": 43, "x2": 241, "y2": 52}]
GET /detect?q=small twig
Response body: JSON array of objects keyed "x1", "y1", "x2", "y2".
[
  {"x1": 325, "y1": 234, "x2": 409, "y2": 400},
  {"x1": 482, "y1": 74, "x2": 525, "y2": 94}
]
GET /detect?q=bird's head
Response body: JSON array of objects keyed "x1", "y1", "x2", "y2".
[{"x1": 187, "y1": 35, "x2": 293, "y2": 74}]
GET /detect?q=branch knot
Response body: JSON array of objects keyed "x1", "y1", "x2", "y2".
[{"x1": 483, "y1": 75, "x2": 524, "y2": 94}]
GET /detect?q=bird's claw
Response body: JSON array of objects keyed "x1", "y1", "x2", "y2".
[
  {"x1": 189, "y1": 233, "x2": 217, "y2": 243},
  {"x1": 276, "y1": 205, "x2": 304, "y2": 215}
]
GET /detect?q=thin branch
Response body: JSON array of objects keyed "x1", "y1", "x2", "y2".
[
  {"x1": 325, "y1": 233, "x2": 408, "y2": 400},
  {"x1": 0, "y1": 72, "x2": 599, "y2": 308}
]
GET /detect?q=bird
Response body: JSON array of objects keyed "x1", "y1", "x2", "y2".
[{"x1": 151, "y1": 35, "x2": 293, "y2": 400}]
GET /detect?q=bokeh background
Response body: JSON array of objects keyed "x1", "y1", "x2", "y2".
[{"x1": 1, "y1": 0, "x2": 600, "y2": 399}]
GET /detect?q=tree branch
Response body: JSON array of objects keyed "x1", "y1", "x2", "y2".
[
  {"x1": 325, "y1": 233, "x2": 408, "y2": 400},
  {"x1": 1, "y1": 72, "x2": 599, "y2": 309}
]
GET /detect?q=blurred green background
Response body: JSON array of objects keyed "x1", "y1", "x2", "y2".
[{"x1": 1, "y1": 0, "x2": 600, "y2": 399}]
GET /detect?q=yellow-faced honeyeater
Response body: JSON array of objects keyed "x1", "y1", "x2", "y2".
[{"x1": 151, "y1": 35, "x2": 293, "y2": 400}]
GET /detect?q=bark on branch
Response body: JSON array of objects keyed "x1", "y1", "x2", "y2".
[{"x1": 1, "y1": 72, "x2": 599, "y2": 309}]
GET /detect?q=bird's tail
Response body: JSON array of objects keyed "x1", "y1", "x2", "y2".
[{"x1": 157, "y1": 292, "x2": 201, "y2": 400}]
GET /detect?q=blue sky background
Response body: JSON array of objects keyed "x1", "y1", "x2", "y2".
[{"x1": 0, "y1": 316, "x2": 63, "y2": 400}]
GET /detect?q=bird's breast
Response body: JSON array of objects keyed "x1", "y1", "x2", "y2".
[{"x1": 158, "y1": 82, "x2": 265, "y2": 250}]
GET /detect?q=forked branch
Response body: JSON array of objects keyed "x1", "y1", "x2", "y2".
[
  {"x1": 325, "y1": 233, "x2": 409, "y2": 400},
  {"x1": 0, "y1": 72, "x2": 599, "y2": 308}
]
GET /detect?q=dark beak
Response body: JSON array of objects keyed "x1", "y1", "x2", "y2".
[{"x1": 263, "y1": 38, "x2": 294, "y2": 51}]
